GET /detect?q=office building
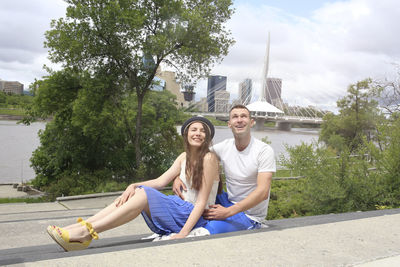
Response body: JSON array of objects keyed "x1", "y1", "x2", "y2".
[
  {"x1": 264, "y1": 77, "x2": 282, "y2": 108},
  {"x1": 156, "y1": 69, "x2": 188, "y2": 108},
  {"x1": 0, "y1": 79, "x2": 24, "y2": 94},
  {"x1": 238, "y1": 78, "x2": 252, "y2": 105},
  {"x1": 151, "y1": 76, "x2": 166, "y2": 92},
  {"x1": 193, "y1": 97, "x2": 208, "y2": 112},
  {"x1": 207, "y1": 75, "x2": 227, "y2": 112},
  {"x1": 214, "y1": 90, "x2": 230, "y2": 113}
]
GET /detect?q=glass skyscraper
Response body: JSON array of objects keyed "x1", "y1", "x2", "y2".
[{"x1": 207, "y1": 75, "x2": 227, "y2": 112}]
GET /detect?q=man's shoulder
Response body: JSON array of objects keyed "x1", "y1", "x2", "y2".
[
  {"x1": 251, "y1": 137, "x2": 276, "y2": 171},
  {"x1": 214, "y1": 138, "x2": 234, "y2": 148},
  {"x1": 251, "y1": 137, "x2": 273, "y2": 152},
  {"x1": 212, "y1": 138, "x2": 234, "y2": 156}
]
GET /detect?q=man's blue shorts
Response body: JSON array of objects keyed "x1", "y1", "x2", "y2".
[{"x1": 204, "y1": 191, "x2": 261, "y2": 234}]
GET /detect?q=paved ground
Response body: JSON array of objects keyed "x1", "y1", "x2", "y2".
[
  {"x1": 1, "y1": 184, "x2": 400, "y2": 266},
  {"x1": 0, "y1": 184, "x2": 29, "y2": 198}
]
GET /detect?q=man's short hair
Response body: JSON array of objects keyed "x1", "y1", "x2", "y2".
[{"x1": 229, "y1": 104, "x2": 252, "y2": 118}]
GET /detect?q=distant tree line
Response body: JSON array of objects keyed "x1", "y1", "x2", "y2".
[{"x1": 0, "y1": 91, "x2": 33, "y2": 109}]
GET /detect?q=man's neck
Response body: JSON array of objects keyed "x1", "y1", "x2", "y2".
[{"x1": 234, "y1": 134, "x2": 251, "y2": 151}]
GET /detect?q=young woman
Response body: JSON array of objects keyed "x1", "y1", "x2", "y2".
[{"x1": 47, "y1": 116, "x2": 220, "y2": 251}]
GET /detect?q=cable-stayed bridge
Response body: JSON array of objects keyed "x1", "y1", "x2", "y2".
[
  {"x1": 190, "y1": 111, "x2": 324, "y2": 124},
  {"x1": 189, "y1": 111, "x2": 324, "y2": 131},
  {"x1": 192, "y1": 32, "x2": 326, "y2": 131}
]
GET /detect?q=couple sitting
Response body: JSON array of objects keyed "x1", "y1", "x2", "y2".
[{"x1": 47, "y1": 104, "x2": 276, "y2": 251}]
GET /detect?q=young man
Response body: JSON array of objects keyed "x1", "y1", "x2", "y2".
[{"x1": 173, "y1": 104, "x2": 276, "y2": 234}]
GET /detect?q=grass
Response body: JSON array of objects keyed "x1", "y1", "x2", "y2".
[
  {"x1": 204, "y1": 116, "x2": 227, "y2": 126},
  {"x1": 0, "y1": 108, "x2": 26, "y2": 116},
  {"x1": 0, "y1": 196, "x2": 49, "y2": 204},
  {"x1": 264, "y1": 121, "x2": 276, "y2": 127}
]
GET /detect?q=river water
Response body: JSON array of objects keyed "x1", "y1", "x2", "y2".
[
  {"x1": 0, "y1": 121, "x2": 319, "y2": 184},
  {"x1": 0, "y1": 121, "x2": 45, "y2": 184}
]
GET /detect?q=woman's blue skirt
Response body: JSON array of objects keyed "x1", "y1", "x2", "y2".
[{"x1": 140, "y1": 186, "x2": 208, "y2": 235}]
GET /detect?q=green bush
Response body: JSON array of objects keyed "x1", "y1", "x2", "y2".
[
  {"x1": 42, "y1": 169, "x2": 129, "y2": 199},
  {"x1": 267, "y1": 179, "x2": 310, "y2": 219},
  {"x1": 269, "y1": 141, "x2": 388, "y2": 219}
]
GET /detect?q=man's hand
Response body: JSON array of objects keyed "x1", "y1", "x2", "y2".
[
  {"x1": 203, "y1": 204, "x2": 232, "y2": 220},
  {"x1": 172, "y1": 176, "x2": 187, "y2": 200},
  {"x1": 115, "y1": 184, "x2": 136, "y2": 207}
]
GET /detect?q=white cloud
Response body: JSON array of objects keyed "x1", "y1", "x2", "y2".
[
  {"x1": 196, "y1": 0, "x2": 400, "y2": 112},
  {"x1": 0, "y1": 0, "x2": 399, "y2": 112},
  {"x1": 0, "y1": 0, "x2": 66, "y2": 87}
]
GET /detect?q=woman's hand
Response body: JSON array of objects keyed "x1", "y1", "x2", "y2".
[
  {"x1": 115, "y1": 184, "x2": 137, "y2": 207},
  {"x1": 170, "y1": 233, "x2": 187, "y2": 240}
]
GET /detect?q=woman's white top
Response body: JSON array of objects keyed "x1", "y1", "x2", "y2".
[{"x1": 179, "y1": 160, "x2": 219, "y2": 207}]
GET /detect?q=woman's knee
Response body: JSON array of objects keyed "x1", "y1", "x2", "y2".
[
  {"x1": 132, "y1": 187, "x2": 148, "y2": 202},
  {"x1": 134, "y1": 187, "x2": 142, "y2": 193},
  {"x1": 134, "y1": 187, "x2": 145, "y2": 195},
  {"x1": 136, "y1": 188, "x2": 151, "y2": 215}
]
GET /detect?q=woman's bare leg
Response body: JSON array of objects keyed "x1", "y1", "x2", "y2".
[
  {"x1": 92, "y1": 188, "x2": 149, "y2": 233},
  {"x1": 68, "y1": 188, "x2": 150, "y2": 242},
  {"x1": 63, "y1": 198, "x2": 120, "y2": 230}
]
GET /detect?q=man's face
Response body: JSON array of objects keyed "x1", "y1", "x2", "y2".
[{"x1": 228, "y1": 108, "x2": 254, "y2": 137}]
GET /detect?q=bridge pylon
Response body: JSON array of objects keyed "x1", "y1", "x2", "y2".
[
  {"x1": 255, "y1": 118, "x2": 266, "y2": 131},
  {"x1": 276, "y1": 121, "x2": 292, "y2": 131}
]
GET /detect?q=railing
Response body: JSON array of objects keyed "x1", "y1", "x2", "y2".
[
  {"x1": 272, "y1": 176, "x2": 304, "y2": 180},
  {"x1": 189, "y1": 112, "x2": 323, "y2": 125}
]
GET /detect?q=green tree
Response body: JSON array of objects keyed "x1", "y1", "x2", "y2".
[
  {"x1": 0, "y1": 91, "x2": 33, "y2": 109},
  {"x1": 27, "y1": 69, "x2": 183, "y2": 197},
  {"x1": 372, "y1": 64, "x2": 400, "y2": 115},
  {"x1": 320, "y1": 79, "x2": 382, "y2": 152},
  {"x1": 0, "y1": 92, "x2": 7, "y2": 106},
  {"x1": 44, "y1": 0, "x2": 234, "y2": 170},
  {"x1": 368, "y1": 113, "x2": 400, "y2": 207}
]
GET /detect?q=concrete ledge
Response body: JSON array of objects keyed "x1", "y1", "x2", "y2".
[
  {"x1": 56, "y1": 191, "x2": 124, "y2": 201},
  {"x1": 0, "y1": 114, "x2": 23, "y2": 120},
  {"x1": 1, "y1": 209, "x2": 400, "y2": 266},
  {"x1": 55, "y1": 187, "x2": 173, "y2": 201},
  {"x1": 1, "y1": 187, "x2": 400, "y2": 266}
]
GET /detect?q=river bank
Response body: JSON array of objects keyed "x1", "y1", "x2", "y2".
[
  {"x1": 0, "y1": 183, "x2": 45, "y2": 199},
  {"x1": 0, "y1": 120, "x2": 319, "y2": 184}
]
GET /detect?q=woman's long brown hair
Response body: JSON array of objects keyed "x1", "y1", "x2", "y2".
[{"x1": 183, "y1": 121, "x2": 214, "y2": 191}]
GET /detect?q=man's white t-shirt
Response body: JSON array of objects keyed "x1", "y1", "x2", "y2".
[{"x1": 213, "y1": 137, "x2": 276, "y2": 222}]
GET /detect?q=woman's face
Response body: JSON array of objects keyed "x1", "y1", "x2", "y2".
[{"x1": 187, "y1": 122, "x2": 206, "y2": 148}]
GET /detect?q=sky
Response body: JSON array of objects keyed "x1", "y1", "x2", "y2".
[{"x1": 0, "y1": 0, "x2": 399, "y2": 112}]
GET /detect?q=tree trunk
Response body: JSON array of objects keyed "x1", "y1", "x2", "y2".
[{"x1": 135, "y1": 93, "x2": 144, "y2": 170}]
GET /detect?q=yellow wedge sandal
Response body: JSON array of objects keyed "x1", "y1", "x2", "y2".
[
  {"x1": 46, "y1": 225, "x2": 56, "y2": 235},
  {"x1": 48, "y1": 218, "x2": 99, "y2": 252}
]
